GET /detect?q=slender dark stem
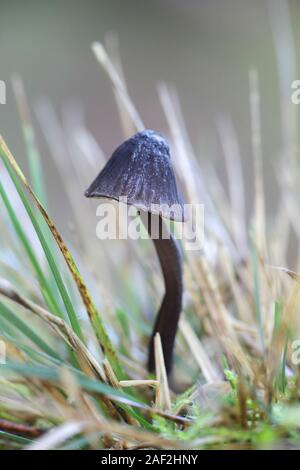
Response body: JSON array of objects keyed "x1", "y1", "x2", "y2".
[{"x1": 141, "y1": 213, "x2": 183, "y2": 375}]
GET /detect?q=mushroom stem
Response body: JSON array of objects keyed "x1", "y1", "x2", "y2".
[{"x1": 141, "y1": 213, "x2": 183, "y2": 375}]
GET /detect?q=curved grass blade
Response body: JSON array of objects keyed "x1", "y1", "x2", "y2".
[
  {"x1": 0, "y1": 180, "x2": 62, "y2": 316},
  {"x1": 0, "y1": 140, "x2": 83, "y2": 342},
  {"x1": 0, "y1": 299, "x2": 60, "y2": 360},
  {"x1": 0, "y1": 331, "x2": 64, "y2": 368},
  {"x1": 0, "y1": 137, "x2": 124, "y2": 379},
  {"x1": 12, "y1": 76, "x2": 64, "y2": 302}
]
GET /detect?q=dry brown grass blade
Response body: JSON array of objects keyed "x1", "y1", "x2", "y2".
[
  {"x1": 27, "y1": 417, "x2": 184, "y2": 450},
  {"x1": 104, "y1": 33, "x2": 137, "y2": 138},
  {"x1": 0, "y1": 278, "x2": 106, "y2": 381},
  {"x1": 92, "y1": 42, "x2": 144, "y2": 133},
  {"x1": 157, "y1": 83, "x2": 200, "y2": 205},
  {"x1": 5, "y1": 285, "x2": 152, "y2": 422},
  {"x1": 188, "y1": 254, "x2": 253, "y2": 375},
  {"x1": 249, "y1": 68, "x2": 267, "y2": 257},
  {"x1": 158, "y1": 83, "x2": 238, "y2": 256},
  {"x1": 26, "y1": 421, "x2": 84, "y2": 450},
  {"x1": 220, "y1": 247, "x2": 253, "y2": 324},
  {"x1": 0, "y1": 418, "x2": 45, "y2": 438},
  {"x1": 0, "y1": 278, "x2": 133, "y2": 422},
  {"x1": 179, "y1": 317, "x2": 220, "y2": 383},
  {"x1": 267, "y1": 265, "x2": 300, "y2": 283},
  {"x1": 216, "y1": 117, "x2": 247, "y2": 256},
  {"x1": 154, "y1": 333, "x2": 172, "y2": 411},
  {"x1": 102, "y1": 359, "x2": 138, "y2": 426},
  {"x1": 120, "y1": 380, "x2": 159, "y2": 389}
]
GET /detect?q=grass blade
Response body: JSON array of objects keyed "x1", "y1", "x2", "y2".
[
  {"x1": 0, "y1": 139, "x2": 83, "y2": 341},
  {"x1": 251, "y1": 237, "x2": 265, "y2": 352},
  {"x1": 0, "y1": 430, "x2": 33, "y2": 445},
  {"x1": 0, "y1": 299, "x2": 60, "y2": 360},
  {"x1": 12, "y1": 76, "x2": 47, "y2": 206},
  {"x1": 0, "y1": 136, "x2": 124, "y2": 379},
  {"x1": 0, "y1": 179, "x2": 62, "y2": 315}
]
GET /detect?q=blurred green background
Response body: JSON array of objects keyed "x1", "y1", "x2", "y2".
[{"x1": 1, "y1": 0, "x2": 300, "y2": 226}]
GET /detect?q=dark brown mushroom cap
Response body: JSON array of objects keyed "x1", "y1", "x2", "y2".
[{"x1": 85, "y1": 129, "x2": 186, "y2": 222}]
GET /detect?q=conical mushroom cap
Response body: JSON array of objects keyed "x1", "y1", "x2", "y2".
[{"x1": 85, "y1": 129, "x2": 186, "y2": 222}]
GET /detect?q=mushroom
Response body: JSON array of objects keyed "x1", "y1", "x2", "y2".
[{"x1": 85, "y1": 129, "x2": 185, "y2": 375}]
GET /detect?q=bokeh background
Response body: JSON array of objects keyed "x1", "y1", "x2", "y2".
[
  {"x1": 0, "y1": 0, "x2": 300, "y2": 256},
  {"x1": 0, "y1": 0, "x2": 300, "y2": 218}
]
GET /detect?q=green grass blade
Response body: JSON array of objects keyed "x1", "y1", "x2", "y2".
[
  {"x1": 0, "y1": 331, "x2": 64, "y2": 367},
  {"x1": 0, "y1": 137, "x2": 124, "y2": 379},
  {"x1": 0, "y1": 146, "x2": 83, "y2": 341},
  {"x1": 0, "y1": 300, "x2": 60, "y2": 360},
  {"x1": 60, "y1": 433, "x2": 99, "y2": 450},
  {"x1": 0, "y1": 430, "x2": 33, "y2": 445},
  {"x1": 281, "y1": 339, "x2": 288, "y2": 394},
  {"x1": 274, "y1": 300, "x2": 282, "y2": 334},
  {"x1": 0, "y1": 179, "x2": 62, "y2": 316}
]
